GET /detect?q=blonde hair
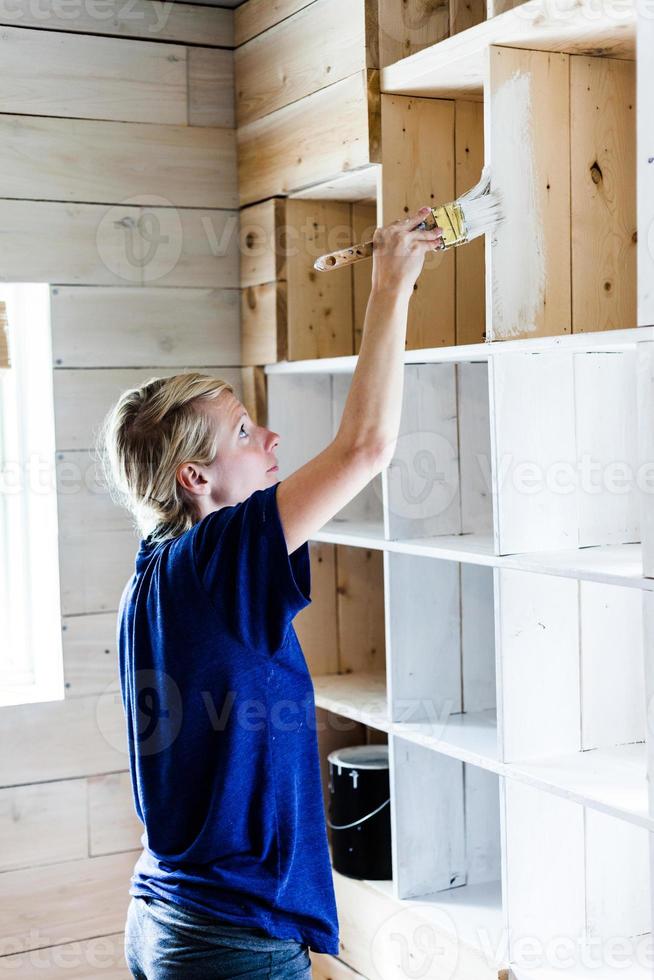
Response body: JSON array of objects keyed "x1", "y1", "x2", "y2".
[{"x1": 96, "y1": 372, "x2": 235, "y2": 545}]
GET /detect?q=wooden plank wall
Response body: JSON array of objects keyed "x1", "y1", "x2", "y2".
[{"x1": 0, "y1": 6, "x2": 240, "y2": 975}]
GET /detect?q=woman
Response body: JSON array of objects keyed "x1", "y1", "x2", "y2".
[{"x1": 98, "y1": 207, "x2": 443, "y2": 979}]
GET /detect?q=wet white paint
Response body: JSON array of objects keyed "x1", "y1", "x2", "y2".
[{"x1": 491, "y1": 69, "x2": 546, "y2": 337}]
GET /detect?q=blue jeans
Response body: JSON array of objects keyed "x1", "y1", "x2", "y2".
[{"x1": 124, "y1": 895, "x2": 312, "y2": 979}]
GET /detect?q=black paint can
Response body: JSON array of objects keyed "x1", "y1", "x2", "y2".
[{"x1": 327, "y1": 744, "x2": 392, "y2": 880}]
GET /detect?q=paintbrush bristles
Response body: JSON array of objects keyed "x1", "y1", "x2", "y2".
[
  {"x1": 458, "y1": 164, "x2": 504, "y2": 241},
  {"x1": 458, "y1": 164, "x2": 493, "y2": 204},
  {"x1": 462, "y1": 193, "x2": 504, "y2": 242}
]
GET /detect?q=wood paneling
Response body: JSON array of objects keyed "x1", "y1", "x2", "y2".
[
  {"x1": 0, "y1": 115, "x2": 238, "y2": 208},
  {"x1": 0, "y1": 199, "x2": 142, "y2": 286},
  {"x1": 570, "y1": 56, "x2": 636, "y2": 332},
  {"x1": 136, "y1": 205, "x2": 240, "y2": 288},
  {"x1": 450, "y1": 0, "x2": 486, "y2": 37},
  {"x1": 51, "y1": 286, "x2": 240, "y2": 368},
  {"x1": 295, "y1": 543, "x2": 340, "y2": 676},
  {"x1": 62, "y1": 613, "x2": 119, "y2": 698},
  {"x1": 241, "y1": 281, "x2": 288, "y2": 365},
  {"x1": 380, "y1": 94, "x2": 456, "y2": 349},
  {"x1": 237, "y1": 69, "x2": 381, "y2": 206},
  {"x1": 188, "y1": 48, "x2": 235, "y2": 128},
  {"x1": 378, "y1": 0, "x2": 449, "y2": 66},
  {"x1": 0, "y1": 932, "x2": 129, "y2": 977},
  {"x1": 54, "y1": 367, "x2": 242, "y2": 451},
  {"x1": 0, "y1": 9, "x2": 240, "y2": 973},
  {"x1": 286, "y1": 199, "x2": 355, "y2": 361},
  {"x1": 240, "y1": 365, "x2": 268, "y2": 426},
  {"x1": 0, "y1": 200, "x2": 237, "y2": 289},
  {"x1": 0, "y1": 0, "x2": 234, "y2": 47},
  {"x1": 637, "y1": 6, "x2": 654, "y2": 324},
  {"x1": 0, "y1": 780, "x2": 87, "y2": 872},
  {"x1": 0, "y1": 27, "x2": 187, "y2": 124},
  {"x1": 235, "y1": 0, "x2": 314, "y2": 45},
  {"x1": 0, "y1": 851, "x2": 139, "y2": 953},
  {"x1": 0, "y1": 693, "x2": 128, "y2": 786},
  {"x1": 455, "y1": 99, "x2": 485, "y2": 344},
  {"x1": 336, "y1": 546, "x2": 385, "y2": 674},
  {"x1": 56, "y1": 450, "x2": 139, "y2": 615},
  {"x1": 89, "y1": 773, "x2": 143, "y2": 856},
  {"x1": 240, "y1": 199, "x2": 288, "y2": 287},
  {"x1": 235, "y1": 0, "x2": 377, "y2": 126},
  {"x1": 351, "y1": 202, "x2": 376, "y2": 353}
]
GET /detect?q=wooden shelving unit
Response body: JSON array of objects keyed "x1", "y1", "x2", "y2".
[
  {"x1": 235, "y1": 0, "x2": 653, "y2": 976},
  {"x1": 268, "y1": 342, "x2": 652, "y2": 976}
]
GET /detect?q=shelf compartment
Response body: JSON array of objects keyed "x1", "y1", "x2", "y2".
[
  {"x1": 489, "y1": 349, "x2": 640, "y2": 555},
  {"x1": 313, "y1": 668, "x2": 651, "y2": 828},
  {"x1": 332, "y1": 868, "x2": 503, "y2": 979},
  {"x1": 391, "y1": 736, "x2": 502, "y2": 903},
  {"x1": 385, "y1": 550, "x2": 496, "y2": 726},
  {"x1": 503, "y1": 778, "x2": 651, "y2": 972},
  {"x1": 240, "y1": 197, "x2": 375, "y2": 365},
  {"x1": 496, "y1": 567, "x2": 646, "y2": 763},
  {"x1": 267, "y1": 370, "x2": 383, "y2": 533},
  {"x1": 384, "y1": 360, "x2": 492, "y2": 541},
  {"x1": 486, "y1": 46, "x2": 636, "y2": 342}
]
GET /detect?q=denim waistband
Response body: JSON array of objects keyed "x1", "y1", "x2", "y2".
[{"x1": 138, "y1": 895, "x2": 304, "y2": 952}]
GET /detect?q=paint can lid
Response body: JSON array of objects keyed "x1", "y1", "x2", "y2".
[{"x1": 327, "y1": 744, "x2": 389, "y2": 770}]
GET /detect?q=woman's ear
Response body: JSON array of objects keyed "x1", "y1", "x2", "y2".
[{"x1": 176, "y1": 461, "x2": 210, "y2": 498}]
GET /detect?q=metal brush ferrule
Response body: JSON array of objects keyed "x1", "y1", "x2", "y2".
[{"x1": 417, "y1": 201, "x2": 468, "y2": 249}]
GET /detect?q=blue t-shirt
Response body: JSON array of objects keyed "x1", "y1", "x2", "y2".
[{"x1": 117, "y1": 481, "x2": 340, "y2": 955}]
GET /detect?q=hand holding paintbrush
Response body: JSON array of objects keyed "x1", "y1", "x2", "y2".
[{"x1": 314, "y1": 167, "x2": 503, "y2": 272}]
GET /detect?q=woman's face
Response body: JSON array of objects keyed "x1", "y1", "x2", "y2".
[{"x1": 177, "y1": 390, "x2": 280, "y2": 517}]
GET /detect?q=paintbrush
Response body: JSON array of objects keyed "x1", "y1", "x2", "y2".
[{"x1": 313, "y1": 166, "x2": 503, "y2": 272}]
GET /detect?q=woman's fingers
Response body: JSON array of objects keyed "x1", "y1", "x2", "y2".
[{"x1": 402, "y1": 206, "x2": 433, "y2": 231}]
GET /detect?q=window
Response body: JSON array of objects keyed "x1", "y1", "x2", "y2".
[{"x1": 0, "y1": 284, "x2": 64, "y2": 707}]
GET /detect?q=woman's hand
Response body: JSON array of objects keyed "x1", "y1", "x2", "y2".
[{"x1": 370, "y1": 207, "x2": 444, "y2": 298}]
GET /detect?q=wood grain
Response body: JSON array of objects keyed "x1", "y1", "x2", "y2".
[
  {"x1": 380, "y1": 94, "x2": 456, "y2": 349},
  {"x1": 570, "y1": 56, "x2": 636, "y2": 332},
  {"x1": 237, "y1": 69, "x2": 380, "y2": 206}
]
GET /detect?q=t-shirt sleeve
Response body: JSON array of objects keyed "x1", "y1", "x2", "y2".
[{"x1": 191, "y1": 481, "x2": 312, "y2": 655}]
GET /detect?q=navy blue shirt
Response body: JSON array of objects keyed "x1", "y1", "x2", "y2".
[{"x1": 117, "y1": 481, "x2": 340, "y2": 954}]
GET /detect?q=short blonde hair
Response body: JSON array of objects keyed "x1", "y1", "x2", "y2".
[{"x1": 97, "y1": 372, "x2": 235, "y2": 545}]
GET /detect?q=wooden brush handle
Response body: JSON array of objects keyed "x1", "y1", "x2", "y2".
[
  {"x1": 313, "y1": 240, "x2": 374, "y2": 272},
  {"x1": 313, "y1": 210, "x2": 442, "y2": 272}
]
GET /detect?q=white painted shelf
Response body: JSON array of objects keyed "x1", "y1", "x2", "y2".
[
  {"x1": 313, "y1": 524, "x2": 652, "y2": 592},
  {"x1": 269, "y1": 330, "x2": 654, "y2": 975},
  {"x1": 379, "y1": 0, "x2": 635, "y2": 99},
  {"x1": 313, "y1": 672, "x2": 650, "y2": 829},
  {"x1": 264, "y1": 325, "x2": 654, "y2": 375}
]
